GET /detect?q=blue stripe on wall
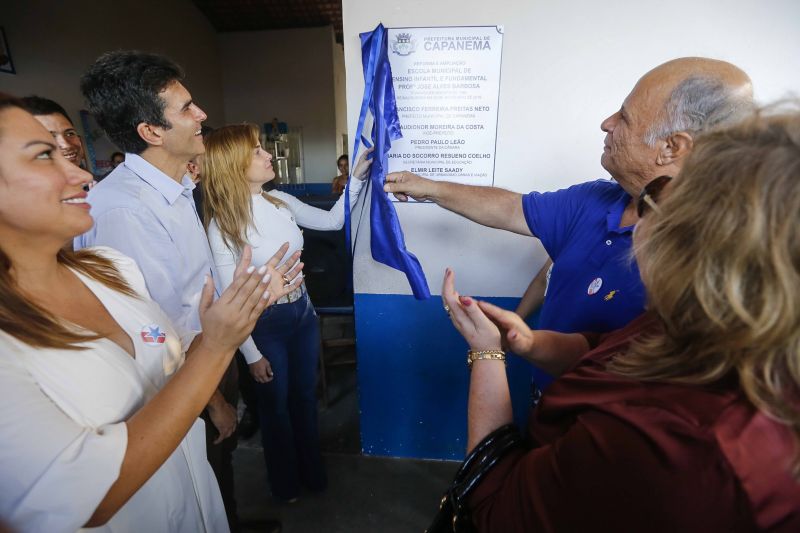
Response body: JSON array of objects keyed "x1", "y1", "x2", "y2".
[
  {"x1": 278, "y1": 183, "x2": 334, "y2": 196},
  {"x1": 354, "y1": 293, "x2": 537, "y2": 460}
]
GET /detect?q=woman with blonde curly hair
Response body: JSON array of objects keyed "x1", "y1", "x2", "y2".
[
  {"x1": 441, "y1": 107, "x2": 800, "y2": 531},
  {"x1": 202, "y1": 124, "x2": 372, "y2": 502}
]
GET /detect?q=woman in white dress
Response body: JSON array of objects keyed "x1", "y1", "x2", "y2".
[
  {"x1": 202, "y1": 124, "x2": 372, "y2": 502},
  {"x1": 0, "y1": 95, "x2": 301, "y2": 532}
]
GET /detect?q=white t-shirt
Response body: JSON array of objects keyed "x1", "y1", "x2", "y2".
[
  {"x1": 0, "y1": 247, "x2": 227, "y2": 533},
  {"x1": 207, "y1": 181, "x2": 363, "y2": 364}
]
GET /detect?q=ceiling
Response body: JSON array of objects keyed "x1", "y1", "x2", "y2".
[{"x1": 191, "y1": 0, "x2": 344, "y2": 43}]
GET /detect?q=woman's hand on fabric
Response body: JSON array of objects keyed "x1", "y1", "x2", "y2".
[
  {"x1": 249, "y1": 356, "x2": 274, "y2": 383},
  {"x1": 477, "y1": 301, "x2": 535, "y2": 357},
  {"x1": 198, "y1": 245, "x2": 273, "y2": 353},
  {"x1": 352, "y1": 146, "x2": 375, "y2": 180},
  {"x1": 442, "y1": 268, "x2": 502, "y2": 352}
]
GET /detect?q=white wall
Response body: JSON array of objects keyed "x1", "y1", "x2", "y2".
[
  {"x1": 1, "y1": 6, "x2": 343, "y2": 183},
  {"x1": 1, "y1": 0, "x2": 225, "y2": 133},
  {"x1": 219, "y1": 27, "x2": 340, "y2": 183},
  {"x1": 343, "y1": 0, "x2": 800, "y2": 299},
  {"x1": 333, "y1": 43, "x2": 348, "y2": 158}
]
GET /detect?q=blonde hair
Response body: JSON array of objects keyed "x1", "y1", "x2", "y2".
[
  {"x1": 202, "y1": 124, "x2": 285, "y2": 252},
  {"x1": 611, "y1": 106, "x2": 800, "y2": 473},
  {"x1": 0, "y1": 248, "x2": 136, "y2": 350}
]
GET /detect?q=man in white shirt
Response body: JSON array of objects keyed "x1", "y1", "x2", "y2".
[
  {"x1": 75, "y1": 50, "x2": 276, "y2": 533},
  {"x1": 21, "y1": 96, "x2": 94, "y2": 177}
]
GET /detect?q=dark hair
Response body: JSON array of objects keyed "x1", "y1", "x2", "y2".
[
  {"x1": 0, "y1": 93, "x2": 25, "y2": 139},
  {"x1": 20, "y1": 95, "x2": 74, "y2": 125},
  {"x1": 0, "y1": 92, "x2": 23, "y2": 113},
  {"x1": 80, "y1": 50, "x2": 184, "y2": 154},
  {"x1": 110, "y1": 151, "x2": 124, "y2": 159},
  {"x1": 337, "y1": 154, "x2": 348, "y2": 165}
]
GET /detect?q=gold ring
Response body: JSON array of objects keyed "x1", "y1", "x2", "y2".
[{"x1": 282, "y1": 274, "x2": 291, "y2": 285}]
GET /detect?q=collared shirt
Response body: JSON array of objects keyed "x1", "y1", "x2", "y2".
[
  {"x1": 522, "y1": 179, "x2": 646, "y2": 336},
  {"x1": 75, "y1": 153, "x2": 215, "y2": 350}
]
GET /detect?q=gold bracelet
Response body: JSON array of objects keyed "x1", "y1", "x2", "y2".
[{"x1": 467, "y1": 349, "x2": 506, "y2": 369}]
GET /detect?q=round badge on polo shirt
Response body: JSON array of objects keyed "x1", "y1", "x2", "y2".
[
  {"x1": 140, "y1": 324, "x2": 167, "y2": 346},
  {"x1": 587, "y1": 277, "x2": 603, "y2": 295}
]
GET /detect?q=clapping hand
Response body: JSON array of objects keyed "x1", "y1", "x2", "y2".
[
  {"x1": 199, "y1": 245, "x2": 275, "y2": 354},
  {"x1": 476, "y1": 301, "x2": 535, "y2": 358},
  {"x1": 198, "y1": 244, "x2": 303, "y2": 353},
  {"x1": 441, "y1": 268, "x2": 536, "y2": 357},
  {"x1": 441, "y1": 268, "x2": 501, "y2": 352},
  {"x1": 261, "y1": 242, "x2": 304, "y2": 307}
]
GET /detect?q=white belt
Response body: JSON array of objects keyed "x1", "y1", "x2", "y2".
[{"x1": 275, "y1": 283, "x2": 306, "y2": 305}]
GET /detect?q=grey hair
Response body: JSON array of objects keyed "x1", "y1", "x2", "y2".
[{"x1": 644, "y1": 76, "x2": 754, "y2": 146}]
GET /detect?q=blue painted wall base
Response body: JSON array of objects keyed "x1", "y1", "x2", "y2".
[
  {"x1": 354, "y1": 293, "x2": 537, "y2": 460},
  {"x1": 278, "y1": 183, "x2": 334, "y2": 196}
]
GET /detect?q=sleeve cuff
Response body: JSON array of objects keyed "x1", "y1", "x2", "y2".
[
  {"x1": 520, "y1": 192, "x2": 538, "y2": 238},
  {"x1": 349, "y1": 178, "x2": 364, "y2": 192},
  {"x1": 239, "y1": 336, "x2": 264, "y2": 364}
]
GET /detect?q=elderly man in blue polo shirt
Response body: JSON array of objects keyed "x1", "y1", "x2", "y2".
[{"x1": 385, "y1": 57, "x2": 754, "y2": 387}]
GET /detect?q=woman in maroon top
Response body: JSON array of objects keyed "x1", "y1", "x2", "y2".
[{"x1": 443, "y1": 108, "x2": 800, "y2": 531}]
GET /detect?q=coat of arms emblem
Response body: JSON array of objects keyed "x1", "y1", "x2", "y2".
[{"x1": 391, "y1": 33, "x2": 416, "y2": 56}]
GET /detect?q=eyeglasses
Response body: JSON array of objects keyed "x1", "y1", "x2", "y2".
[{"x1": 636, "y1": 175, "x2": 672, "y2": 218}]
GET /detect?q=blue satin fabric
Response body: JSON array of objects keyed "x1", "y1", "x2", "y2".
[{"x1": 345, "y1": 23, "x2": 431, "y2": 299}]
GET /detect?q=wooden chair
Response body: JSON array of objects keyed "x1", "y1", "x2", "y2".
[{"x1": 317, "y1": 305, "x2": 356, "y2": 407}]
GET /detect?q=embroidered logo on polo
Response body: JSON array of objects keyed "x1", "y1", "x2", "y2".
[
  {"x1": 604, "y1": 290, "x2": 619, "y2": 301},
  {"x1": 140, "y1": 324, "x2": 167, "y2": 346},
  {"x1": 587, "y1": 277, "x2": 603, "y2": 295}
]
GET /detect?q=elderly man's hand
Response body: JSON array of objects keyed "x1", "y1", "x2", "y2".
[{"x1": 384, "y1": 171, "x2": 436, "y2": 202}]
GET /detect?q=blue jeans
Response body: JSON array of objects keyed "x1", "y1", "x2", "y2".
[{"x1": 250, "y1": 293, "x2": 326, "y2": 500}]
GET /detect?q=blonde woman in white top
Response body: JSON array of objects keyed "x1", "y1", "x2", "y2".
[
  {"x1": 202, "y1": 124, "x2": 371, "y2": 502},
  {"x1": 0, "y1": 96, "x2": 302, "y2": 532}
]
